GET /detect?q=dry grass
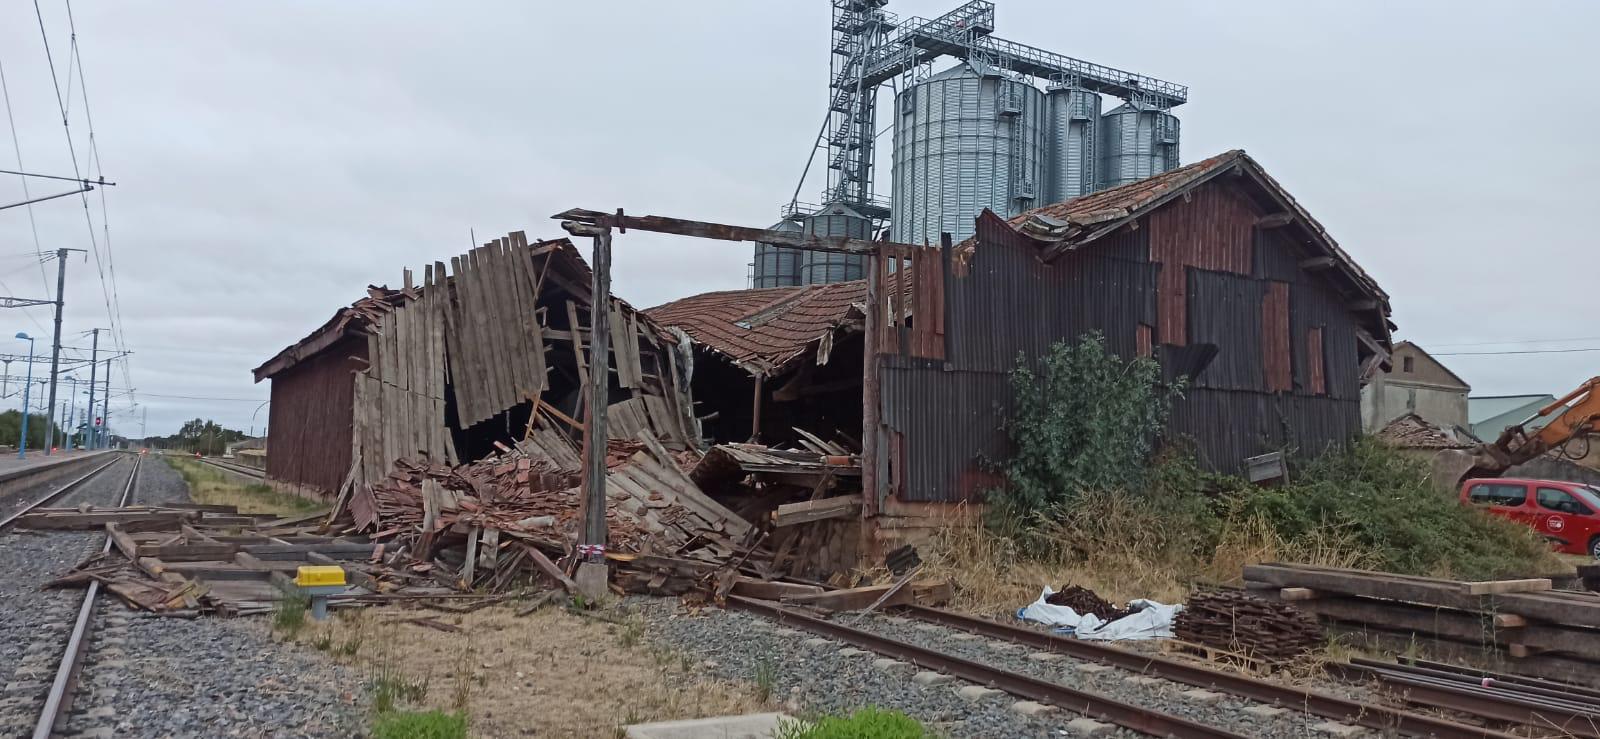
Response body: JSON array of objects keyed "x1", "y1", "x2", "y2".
[
  {"x1": 166, "y1": 456, "x2": 326, "y2": 517},
  {"x1": 296, "y1": 602, "x2": 765, "y2": 738},
  {"x1": 921, "y1": 495, "x2": 1374, "y2": 617}
]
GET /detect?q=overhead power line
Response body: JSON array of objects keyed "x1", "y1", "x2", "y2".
[{"x1": 1434, "y1": 347, "x2": 1600, "y2": 357}]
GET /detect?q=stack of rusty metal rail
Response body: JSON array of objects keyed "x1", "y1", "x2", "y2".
[
  {"x1": 1246, "y1": 563, "x2": 1600, "y2": 686},
  {"x1": 1171, "y1": 589, "x2": 1323, "y2": 662},
  {"x1": 1340, "y1": 657, "x2": 1600, "y2": 738},
  {"x1": 26, "y1": 504, "x2": 404, "y2": 616}
]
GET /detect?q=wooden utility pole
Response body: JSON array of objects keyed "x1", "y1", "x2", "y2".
[{"x1": 561, "y1": 212, "x2": 615, "y2": 601}]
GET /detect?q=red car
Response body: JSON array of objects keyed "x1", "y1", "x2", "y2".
[{"x1": 1461, "y1": 478, "x2": 1600, "y2": 558}]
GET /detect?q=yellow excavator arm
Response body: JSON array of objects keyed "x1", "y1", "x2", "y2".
[{"x1": 1435, "y1": 377, "x2": 1600, "y2": 486}]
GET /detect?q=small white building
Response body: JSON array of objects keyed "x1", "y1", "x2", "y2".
[{"x1": 1361, "y1": 341, "x2": 1470, "y2": 434}]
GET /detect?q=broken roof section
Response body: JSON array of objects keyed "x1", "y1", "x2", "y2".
[
  {"x1": 646, "y1": 280, "x2": 866, "y2": 376},
  {"x1": 252, "y1": 285, "x2": 416, "y2": 382}
]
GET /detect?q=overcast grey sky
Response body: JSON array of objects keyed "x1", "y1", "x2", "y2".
[{"x1": 1, "y1": 1, "x2": 1596, "y2": 437}]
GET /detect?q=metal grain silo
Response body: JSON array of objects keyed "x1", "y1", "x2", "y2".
[
  {"x1": 891, "y1": 61, "x2": 1047, "y2": 247},
  {"x1": 752, "y1": 219, "x2": 803, "y2": 288},
  {"x1": 1043, "y1": 85, "x2": 1101, "y2": 203},
  {"x1": 1097, "y1": 101, "x2": 1180, "y2": 189},
  {"x1": 799, "y1": 202, "x2": 870, "y2": 284}
]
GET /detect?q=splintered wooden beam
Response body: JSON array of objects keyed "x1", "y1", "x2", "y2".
[
  {"x1": 553, "y1": 207, "x2": 912, "y2": 255},
  {"x1": 771, "y1": 496, "x2": 861, "y2": 527},
  {"x1": 1298, "y1": 256, "x2": 1337, "y2": 270}
]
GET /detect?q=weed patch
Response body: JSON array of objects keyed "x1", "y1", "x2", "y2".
[
  {"x1": 273, "y1": 592, "x2": 309, "y2": 636},
  {"x1": 945, "y1": 336, "x2": 1565, "y2": 612},
  {"x1": 776, "y1": 708, "x2": 926, "y2": 739},
  {"x1": 371, "y1": 710, "x2": 466, "y2": 739},
  {"x1": 164, "y1": 456, "x2": 326, "y2": 516}
]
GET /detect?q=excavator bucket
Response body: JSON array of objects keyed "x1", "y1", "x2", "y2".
[{"x1": 1430, "y1": 448, "x2": 1487, "y2": 494}]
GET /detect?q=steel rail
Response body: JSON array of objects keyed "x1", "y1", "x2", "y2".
[
  {"x1": 1376, "y1": 657, "x2": 1600, "y2": 703},
  {"x1": 1350, "y1": 658, "x2": 1600, "y2": 708},
  {"x1": 729, "y1": 595, "x2": 1245, "y2": 738},
  {"x1": 32, "y1": 454, "x2": 140, "y2": 739},
  {"x1": 195, "y1": 457, "x2": 265, "y2": 480},
  {"x1": 896, "y1": 604, "x2": 1515, "y2": 739},
  {"x1": 0, "y1": 455, "x2": 123, "y2": 530},
  {"x1": 1346, "y1": 662, "x2": 1600, "y2": 738}
]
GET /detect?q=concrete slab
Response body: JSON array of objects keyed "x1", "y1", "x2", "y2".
[
  {"x1": 1311, "y1": 722, "x2": 1366, "y2": 737},
  {"x1": 912, "y1": 671, "x2": 955, "y2": 686},
  {"x1": 1243, "y1": 705, "x2": 1287, "y2": 718},
  {"x1": 1011, "y1": 700, "x2": 1056, "y2": 717},
  {"x1": 625, "y1": 712, "x2": 795, "y2": 739},
  {"x1": 956, "y1": 685, "x2": 1005, "y2": 701},
  {"x1": 1122, "y1": 675, "x2": 1162, "y2": 686},
  {"x1": 872, "y1": 658, "x2": 912, "y2": 672},
  {"x1": 1181, "y1": 689, "x2": 1225, "y2": 705},
  {"x1": 1066, "y1": 718, "x2": 1115, "y2": 736}
]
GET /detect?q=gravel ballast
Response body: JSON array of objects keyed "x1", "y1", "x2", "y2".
[
  {"x1": 42, "y1": 456, "x2": 365, "y2": 738},
  {"x1": 0, "y1": 458, "x2": 135, "y2": 735},
  {"x1": 636, "y1": 598, "x2": 1144, "y2": 738}
]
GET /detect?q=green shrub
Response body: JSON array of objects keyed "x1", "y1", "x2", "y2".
[
  {"x1": 272, "y1": 593, "x2": 309, "y2": 636},
  {"x1": 372, "y1": 710, "x2": 466, "y2": 739},
  {"x1": 992, "y1": 332, "x2": 1182, "y2": 527},
  {"x1": 776, "y1": 708, "x2": 926, "y2": 739},
  {"x1": 1225, "y1": 437, "x2": 1558, "y2": 579},
  {"x1": 986, "y1": 333, "x2": 1559, "y2": 584}
]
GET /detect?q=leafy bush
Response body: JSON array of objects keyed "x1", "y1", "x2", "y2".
[
  {"x1": 372, "y1": 710, "x2": 466, "y2": 739},
  {"x1": 976, "y1": 333, "x2": 1560, "y2": 596},
  {"x1": 1225, "y1": 437, "x2": 1558, "y2": 579},
  {"x1": 993, "y1": 332, "x2": 1183, "y2": 525},
  {"x1": 776, "y1": 708, "x2": 926, "y2": 739}
]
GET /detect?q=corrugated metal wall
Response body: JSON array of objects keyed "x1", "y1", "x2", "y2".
[
  {"x1": 874, "y1": 177, "x2": 1366, "y2": 503},
  {"x1": 266, "y1": 333, "x2": 365, "y2": 496}
]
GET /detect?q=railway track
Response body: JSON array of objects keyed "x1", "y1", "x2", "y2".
[
  {"x1": 731, "y1": 595, "x2": 1522, "y2": 738},
  {"x1": 194, "y1": 456, "x2": 265, "y2": 480},
  {"x1": 0, "y1": 454, "x2": 140, "y2": 739}
]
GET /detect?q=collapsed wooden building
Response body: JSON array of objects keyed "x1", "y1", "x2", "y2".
[
  {"x1": 254, "y1": 149, "x2": 1393, "y2": 580},
  {"x1": 253, "y1": 234, "x2": 699, "y2": 500},
  {"x1": 646, "y1": 149, "x2": 1394, "y2": 553}
]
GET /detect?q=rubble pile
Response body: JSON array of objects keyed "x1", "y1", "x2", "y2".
[{"x1": 346, "y1": 434, "x2": 765, "y2": 596}]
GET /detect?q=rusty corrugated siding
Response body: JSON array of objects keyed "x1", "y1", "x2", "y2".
[
  {"x1": 1307, "y1": 327, "x2": 1326, "y2": 395},
  {"x1": 1262, "y1": 281, "x2": 1291, "y2": 392},
  {"x1": 265, "y1": 333, "x2": 365, "y2": 496},
  {"x1": 875, "y1": 176, "x2": 1369, "y2": 503}
]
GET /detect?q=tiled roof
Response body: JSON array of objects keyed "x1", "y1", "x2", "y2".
[
  {"x1": 646, "y1": 281, "x2": 868, "y2": 375},
  {"x1": 1378, "y1": 414, "x2": 1475, "y2": 450},
  {"x1": 968, "y1": 149, "x2": 1388, "y2": 304}
]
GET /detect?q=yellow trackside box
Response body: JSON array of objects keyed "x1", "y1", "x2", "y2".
[{"x1": 295, "y1": 565, "x2": 346, "y2": 588}]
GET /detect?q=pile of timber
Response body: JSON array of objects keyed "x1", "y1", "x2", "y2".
[
  {"x1": 30, "y1": 504, "x2": 421, "y2": 616},
  {"x1": 1172, "y1": 589, "x2": 1322, "y2": 661},
  {"x1": 1245, "y1": 563, "x2": 1600, "y2": 685},
  {"x1": 689, "y1": 436, "x2": 864, "y2": 582},
  {"x1": 345, "y1": 432, "x2": 769, "y2": 596}
]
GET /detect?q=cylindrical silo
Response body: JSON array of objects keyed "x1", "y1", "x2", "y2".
[
  {"x1": 752, "y1": 219, "x2": 803, "y2": 288},
  {"x1": 1043, "y1": 85, "x2": 1101, "y2": 203},
  {"x1": 799, "y1": 202, "x2": 870, "y2": 284},
  {"x1": 891, "y1": 60, "x2": 1047, "y2": 247},
  {"x1": 1097, "y1": 102, "x2": 1180, "y2": 189}
]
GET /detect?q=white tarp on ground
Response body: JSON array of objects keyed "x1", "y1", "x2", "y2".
[{"x1": 1017, "y1": 587, "x2": 1182, "y2": 641}]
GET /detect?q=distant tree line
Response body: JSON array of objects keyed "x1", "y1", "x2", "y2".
[
  {"x1": 0, "y1": 410, "x2": 65, "y2": 450},
  {"x1": 139, "y1": 418, "x2": 249, "y2": 456}
]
